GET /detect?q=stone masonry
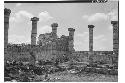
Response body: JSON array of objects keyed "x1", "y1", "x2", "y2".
[
  {"x1": 88, "y1": 25, "x2": 94, "y2": 52},
  {"x1": 31, "y1": 17, "x2": 39, "y2": 45},
  {"x1": 68, "y1": 28, "x2": 75, "y2": 52},
  {"x1": 4, "y1": 8, "x2": 11, "y2": 48},
  {"x1": 111, "y1": 21, "x2": 119, "y2": 64},
  {"x1": 88, "y1": 25, "x2": 94, "y2": 63},
  {"x1": 51, "y1": 23, "x2": 58, "y2": 39}
]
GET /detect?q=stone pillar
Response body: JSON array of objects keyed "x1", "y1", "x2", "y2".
[
  {"x1": 4, "y1": 8, "x2": 11, "y2": 48},
  {"x1": 68, "y1": 28, "x2": 75, "y2": 52},
  {"x1": 88, "y1": 25, "x2": 94, "y2": 63},
  {"x1": 30, "y1": 17, "x2": 39, "y2": 65},
  {"x1": 111, "y1": 21, "x2": 119, "y2": 64},
  {"x1": 88, "y1": 25, "x2": 94, "y2": 52},
  {"x1": 31, "y1": 17, "x2": 39, "y2": 45},
  {"x1": 51, "y1": 23, "x2": 58, "y2": 39}
]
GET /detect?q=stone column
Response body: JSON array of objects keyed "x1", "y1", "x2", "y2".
[
  {"x1": 88, "y1": 25, "x2": 94, "y2": 52},
  {"x1": 68, "y1": 28, "x2": 75, "y2": 61},
  {"x1": 4, "y1": 8, "x2": 11, "y2": 48},
  {"x1": 88, "y1": 25, "x2": 94, "y2": 63},
  {"x1": 30, "y1": 17, "x2": 39, "y2": 65},
  {"x1": 51, "y1": 23, "x2": 58, "y2": 39},
  {"x1": 31, "y1": 17, "x2": 39, "y2": 45},
  {"x1": 111, "y1": 21, "x2": 119, "y2": 64},
  {"x1": 68, "y1": 28, "x2": 75, "y2": 52}
]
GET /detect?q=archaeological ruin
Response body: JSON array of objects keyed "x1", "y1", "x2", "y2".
[{"x1": 4, "y1": 8, "x2": 119, "y2": 65}]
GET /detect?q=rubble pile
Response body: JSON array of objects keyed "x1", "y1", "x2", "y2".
[
  {"x1": 4, "y1": 60, "x2": 65, "y2": 82},
  {"x1": 4, "y1": 59, "x2": 118, "y2": 82},
  {"x1": 83, "y1": 62, "x2": 118, "y2": 75}
]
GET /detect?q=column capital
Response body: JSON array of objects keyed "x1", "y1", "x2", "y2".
[
  {"x1": 31, "y1": 17, "x2": 39, "y2": 21},
  {"x1": 88, "y1": 25, "x2": 94, "y2": 28},
  {"x1": 4, "y1": 8, "x2": 11, "y2": 16},
  {"x1": 68, "y1": 28, "x2": 75, "y2": 32},
  {"x1": 51, "y1": 23, "x2": 58, "y2": 28},
  {"x1": 111, "y1": 21, "x2": 118, "y2": 25}
]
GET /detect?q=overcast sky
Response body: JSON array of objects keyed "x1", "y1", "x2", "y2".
[{"x1": 4, "y1": 1, "x2": 118, "y2": 51}]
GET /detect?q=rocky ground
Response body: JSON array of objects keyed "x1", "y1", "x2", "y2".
[
  {"x1": 4, "y1": 60, "x2": 118, "y2": 82},
  {"x1": 35, "y1": 71, "x2": 118, "y2": 82}
]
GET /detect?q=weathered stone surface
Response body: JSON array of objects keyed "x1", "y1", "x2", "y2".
[
  {"x1": 111, "y1": 21, "x2": 119, "y2": 65},
  {"x1": 51, "y1": 23, "x2": 58, "y2": 39},
  {"x1": 68, "y1": 28, "x2": 75, "y2": 52},
  {"x1": 4, "y1": 8, "x2": 11, "y2": 48},
  {"x1": 31, "y1": 17, "x2": 39, "y2": 45},
  {"x1": 88, "y1": 25, "x2": 94, "y2": 52}
]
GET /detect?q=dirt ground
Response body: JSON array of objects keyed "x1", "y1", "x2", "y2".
[{"x1": 35, "y1": 71, "x2": 118, "y2": 82}]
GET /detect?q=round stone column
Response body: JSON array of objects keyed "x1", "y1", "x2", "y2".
[
  {"x1": 111, "y1": 21, "x2": 119, "y2": 65},
  {"x1": 31, "y1": 17, "x2": 39, "y2": 45},
  {"x1": 88, "y1": 25, "x2": 94, "y2": 52},
  {"x1": 4, "y1": 8, "x2": 11, "y2": 48},
  {"x1": 88, "y1": 25, "x2": 94, "y2": 63},
  {"x1": 51, "y1": 23, "x2": 58, "y2": 39}
]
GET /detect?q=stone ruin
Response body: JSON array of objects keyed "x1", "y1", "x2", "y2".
[{"x1": 4, "y1": 8, "x2": 119, "y2": 65}]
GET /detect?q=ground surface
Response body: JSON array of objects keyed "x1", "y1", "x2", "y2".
[{"x1": 35, "y1": 71, "x2": 118, "y2": 82}]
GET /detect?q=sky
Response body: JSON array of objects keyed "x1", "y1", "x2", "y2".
[{"x1": 4, "y1": 1, "x2": 118, "y2": 51}]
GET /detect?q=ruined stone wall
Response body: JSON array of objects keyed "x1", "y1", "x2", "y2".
[
  {"x1": 72, "y1": 51, "x2": 113, "y2": 64},
  {"x1": 6, "y1": 43, "x2": 113, "y2": 63},
  {"x1": 6, "y1": 38, "x2": 69, "y2": 61}
]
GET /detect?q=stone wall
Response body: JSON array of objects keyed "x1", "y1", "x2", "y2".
[
  {"x1": 5, "y1": 42, "x2": 69, "y2": 61},
  {"x1": 72, "y1": 51, "x2": 113, "y2": 64},
  {"x1": 6, "y1": 43, "x2": 113, "y2": 64}
]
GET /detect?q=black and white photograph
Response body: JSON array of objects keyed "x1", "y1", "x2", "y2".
[{"x1": 4, "y1": 0, "x2": 119, "y2": 82}]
